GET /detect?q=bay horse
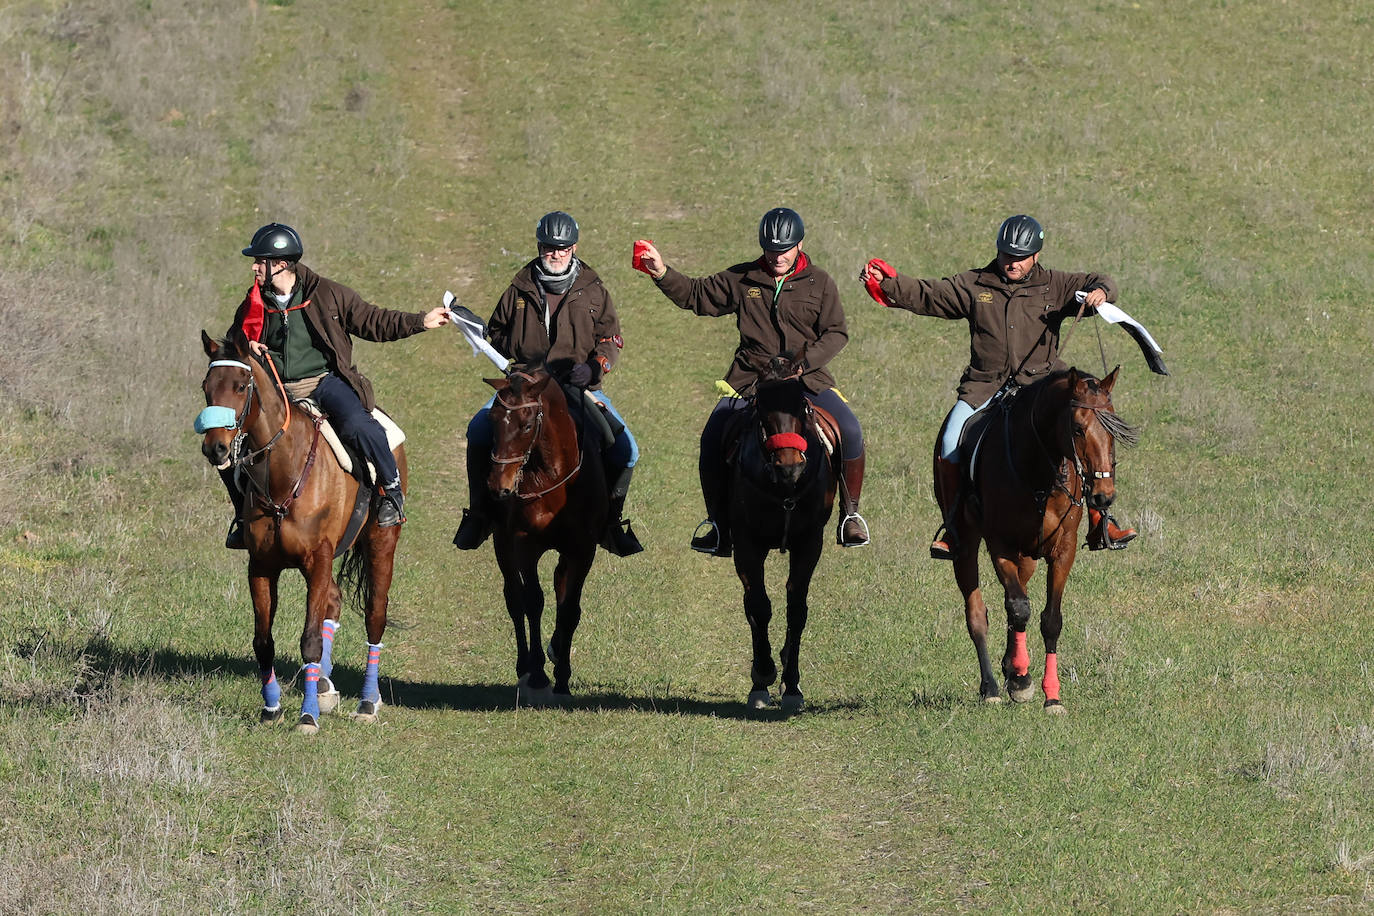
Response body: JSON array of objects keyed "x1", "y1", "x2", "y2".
[
  {"x1": 727, "y1": 355, "x2": 838, "y2": 712},
  {"x1": 942, "y1": 366, "x2": 1137, "y2": 712},
  {"x1": 482, "y1": 366, "x2": 606, "y2": 705},
  {"x1": 198, "y1": 330, "x2": 401, "y2": 733}
]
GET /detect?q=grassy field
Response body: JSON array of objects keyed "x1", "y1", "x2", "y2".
[{"x1": 3, "y1": 0, "x2": 1374, "y2": 911}]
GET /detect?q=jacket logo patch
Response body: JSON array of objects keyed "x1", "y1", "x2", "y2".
[
  {"x1": 516, "y1": 298, "x2": 527, "y2": 310},
  {"x1": 977, "y1": 292, "x2": 994, "y2": 303},
  {"x1": 747, "y1": 288, "x2": 763, "y2": 299}
]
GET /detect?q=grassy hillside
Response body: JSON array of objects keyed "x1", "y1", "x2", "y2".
[{"x1": 3, "y1": 0, "x2": 1374, "y2": 911}]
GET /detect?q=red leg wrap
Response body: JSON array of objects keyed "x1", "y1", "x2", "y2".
[
  {"x1": 1011, "y1": 631, "x2": 1029, "y2": 677},
  {"x1": 1043, "y1": 653, "x2": 1061, "y2": 701}
]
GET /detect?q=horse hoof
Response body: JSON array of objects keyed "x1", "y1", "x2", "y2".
[
  {"x1": 295, "y1": 713, "x2": 319, "y2": 735},
  {"x1": 518, "y1": 683, "x2": 552, "y2": 708},
  {"x1": 351, "y1": 699, "x2": 382, "y2": 722},
  {"x1": 982, "y1": 694, "x2": 1004, "y2": 705},
  {"x1": 1008, "y1": 684, "x2": 1035, "y2": 704},
  {"x1": 1044, "y1": 700, "x2": 1067, "y2": 715},
  {"x1": 780, "y1": 692, "x2": 804, "y2": 714},
  {"x1": 318, "y1": 679, "x2": 340, "y2": 715},
  {"x1": 747, "y1": 689, "x2": 773, "y2": 710},
  {"x1": 260, "y1": 706, "x2": 284, "y2": 725}
]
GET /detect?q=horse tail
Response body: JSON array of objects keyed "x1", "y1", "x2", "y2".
[{"x1": 337, "y1": 540, "x2": 374, "y2": 619}]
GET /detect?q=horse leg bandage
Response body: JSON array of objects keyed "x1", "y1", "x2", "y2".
[
  {"x1": 1011, "y1": 631, "x2": 1030, "y2": 678},
  {"x1": 1042, "y1": 653, "x2": 1061, "y2": 702},
  {"x1": 319, "y1": 618, "x2": 339, "y2": 679},
  {"x1": 361, "y1": 643, "x2": 383, "y2": 705},
  {"x1": 301, "y1": 663, "x2": 321, "y2": 720},
  {"x1": 260, "y1": 667, "x2": 281, "y2": 711}
]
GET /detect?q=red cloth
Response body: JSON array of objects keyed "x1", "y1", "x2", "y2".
[
  {"x1": 632, "y1": 240, "x2": 655, "y2": 275},
  {"x1": 863, "y1": 258, "x2": 896, "y2": 307},
  {"x1": 237, "y1": 283, "x2": 267, "y2": 342}
]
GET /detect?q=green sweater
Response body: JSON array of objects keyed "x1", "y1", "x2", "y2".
[{"x1": 262, "y1": 286, "x2": 329, "y2": 381}]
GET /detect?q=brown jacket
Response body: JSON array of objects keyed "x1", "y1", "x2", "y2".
[
  {"x1": 880, "y1": 261, "x2": 1117, "y2": 404},
  {"x1": 230, "y1": 263, "x2": 427, "y2": 410},
  {"x1": 655, "y1": 253, "x2": 847, "y2": 396},
  {"x1": 488, "y1": 260, "x2": 622, "y2": 389}
]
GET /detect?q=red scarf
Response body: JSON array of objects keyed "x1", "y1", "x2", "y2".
[{"x1": 237, "y1": 282, "x2": 267, "y2": 342}]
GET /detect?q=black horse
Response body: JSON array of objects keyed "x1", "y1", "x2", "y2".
[{"x1": 724, "y1": 355, "x2": 838, "y2": 712}]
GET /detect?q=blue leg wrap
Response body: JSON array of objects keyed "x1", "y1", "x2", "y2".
[
  {"x1": 361, "y1": 643, "x2": 383, "y2": 704},
  {"x1": 261, "y1": 667, "x2": 281, "y2": 710},
  {"x1": 319, "y1": 619, "x2": 339, "y2": 679},
  {"x1": 301, "y1": 663, "x2": 321, "y2": 720}
]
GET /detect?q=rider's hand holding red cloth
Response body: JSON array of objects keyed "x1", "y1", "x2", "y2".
[{"x1": 860, "y1": 258, "x2": 896, "y2": 307}]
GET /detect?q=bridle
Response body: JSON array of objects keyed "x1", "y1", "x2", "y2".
[
  {"x1": 201, "y1": 354, "x2": 318, "y2": 519},
  {"x1": 1018, "y1": 382, "x2": 1118, "y2": 510},
  {"x1": 490, "y1": 376, "x2": 582, "y2": 501}
]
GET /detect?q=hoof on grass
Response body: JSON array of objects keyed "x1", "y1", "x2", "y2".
[
  {"x1": 318, "y1": 678, "x2": 340, "y2": 715},
  {"x1": 351, "y1": 699, "x2": 383, "y2": 723},
  {"x1": 1007, "y1": 684, "x2": 1035, "y2": 704},
  {"x1": 260, "y1": 705, "x2": 284, "y2": 725},
  {"x1": 780, "y1": 691, "x2": 804, "y2": 714},
  {"x1": 295, "y1": 713, "x2": 319, "y2": 735},
  {"x1": 981, "y1": 694, "x2": 1004, "y2": 705},
  {"x1": 747, "y1": 689, "x2": 773, "y2": 710},
  {"x1": 1044, "y1": 700, "x2": 1067, "y2": 715},
  {"x1": 518, "y1": 682, "x2": 553, "y2": 708}
]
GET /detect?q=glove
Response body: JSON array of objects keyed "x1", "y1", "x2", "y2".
[
  {"x1": 569, "y1": 362, "x2": 593, "y2": 388},
  {"x1": 862, "y1": 257, "x2": 897, "y2": 307}
]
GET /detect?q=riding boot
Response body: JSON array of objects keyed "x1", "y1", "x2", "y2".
[
  {"x1": 1086, "y1": 507, "x2": 1137, "y2": 550},
  {"x1": 836, "y1": 449, "x2": 871, "y2": 547},
  {"x1": 930, "y1": 457, "x2": 962, "y2": 560},
  {"x1": 453, "y1": 447, "x2": 493, "y2": 549},
  {"x1": 600, "y1": 466, "x2": 644, "y2": 557},
  {"x1": 690, "y1": 450, "x2": 731, "y2": 558},
  {"x1": 219, "y1": 466, "x2": 247, "y2": 550},
  {"x1": 375, "y1": 479, "x2": 405, "y2": 528}
]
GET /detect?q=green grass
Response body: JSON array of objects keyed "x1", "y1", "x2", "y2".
[{"x1": 3, "y1": 0, "x2": 1374, "y2": 911}]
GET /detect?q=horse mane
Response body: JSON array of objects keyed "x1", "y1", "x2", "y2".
[{"x1": 1057, "y1": 368, "x2": 1141, "y2": 449}]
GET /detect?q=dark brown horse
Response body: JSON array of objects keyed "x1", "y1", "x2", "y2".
[
  {"x1": 482, "y1": 367, "x2": 606, "y2": 705},
  {"x1": 727, "y1": 355, "x2": 838, "y2": 712},
  {"x1": 198, "y1": 331, "x2": 401, "y2": 733},
  {"x1": 942, "y1": 366, "x2": 1136, "y2": 712}
]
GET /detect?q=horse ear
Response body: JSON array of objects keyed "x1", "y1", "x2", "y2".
[
  {"x1": 202, "y1": 330, "x2": 219, "y2": 358},
  {"x1": 1101, "y1": 365, "x2": 1121, "y2": 394},
  {"x1": 527, "y1": 374, "x2": 553, "y2": 397},
  {"x1": 484, "y1": 376, "x2": 507, "y2": 391}
]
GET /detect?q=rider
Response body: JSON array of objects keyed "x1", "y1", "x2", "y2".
[
  {"x1": 453, "y1": 211, "x2": 643, "y2": 557},
  {"x1": 219, "y1": 222, "x2": 449, "y2": 548},
  {"x1": 635, "y1": 207, "x2": 870, "y2": 556},
  {"x1": 860, "y1": 213, "x2": 1137, "y2": 558}
]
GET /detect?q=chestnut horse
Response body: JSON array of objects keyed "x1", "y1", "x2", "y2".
[
  {"x1": 943, "y1": 366, "x2": 1136, "y2": 711},
  {"x1": 482, "y1": 367, "x2": 606, "y2": 704},
  {"x1": 728, "y1": 356, "x2": 838, "y2": 712},
  {"x1": 198, "y1": 331, "x2": 401, "y2": 733}
]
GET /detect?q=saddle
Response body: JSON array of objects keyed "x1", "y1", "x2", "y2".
[{"x1": 295, "y1": 399, "x2": 406, "y2": 484}]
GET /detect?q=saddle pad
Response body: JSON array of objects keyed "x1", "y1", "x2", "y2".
[{"x1": 296, "y1": 399, "x2": 405, "y2": 481}]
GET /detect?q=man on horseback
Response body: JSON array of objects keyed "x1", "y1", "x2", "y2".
[
  {"x1": 635, "y1": 207, "x2": 870, "y2": 556},
  {"x1": 219, "y1": 222, "x2": 450, "y2": 548},
  {"x1": 860, "y1": 213, "x2": 1137, "y2": 558},
  {"x1": 453, "y1": 211, "x2": 644, "y2": 557}
]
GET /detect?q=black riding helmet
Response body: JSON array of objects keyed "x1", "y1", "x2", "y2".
[
  {"x1": 758, "y1": 207, "x2": 805, "y2": 252},
  {"x1": 242, "y1": 223, "x2": 304, "y2": 261},
  {"x1": 536, "y1": 211, "x2": 579, "y2": 248},
  {"x1": 995, "y1": 214, "x2": 1044, "y2": 258}
]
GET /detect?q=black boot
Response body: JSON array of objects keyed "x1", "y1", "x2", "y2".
[
  {"x1": 453, "y1": 448, "x2": 493, "y2": 550},
  {"x1": 690, "y1": 458, "x2": 731, "y2": 557},
  {"x1": 376, "y1": 483, "x2": 405, "y2": 528},
  {"x1": 601, "y1": 467, "x2": 644, "y2": 557},
  {"x1": 219, "y1": 467, "x2": 247, "y2": 549}
]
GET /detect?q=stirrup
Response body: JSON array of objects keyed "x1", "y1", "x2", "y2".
[
  {"x1": 601, "y1": 519, "x2": 644, "y2": 557},
  {"x1": 376, "y1": 490, "x2": 405, "y2": 528},
  {"x1": 837, "y1": 512, "x2": 870, "y2": 547},
  {"x1": 225, "y1": 518, "x2": 247, "y2": 550},
  {"x1": 1087, "y1": 512, "x2": 1136, "y2": 551},
  {"x1": 690, "y1": 519, "x2": 730, "y2": 557},
  {"x1": 452, "y1": 508, "x2": 490, "y2": 549},
  {"x1": 929, "y1": 523, "x2": 955, "y2": 561}
]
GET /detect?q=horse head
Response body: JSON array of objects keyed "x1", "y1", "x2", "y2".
[
  {"x1": 752, "y1": 353, "x2": 811, "y2": 488},
  {"x1": 198, "y1": 330, "x2": 268, "y2": 470},
  {"x1": 1066, "y1": 366, "x2": 1137, "y2": 511},
  {"x1": 485, "y1": 368, "x2": 557, "y2": 500}
]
